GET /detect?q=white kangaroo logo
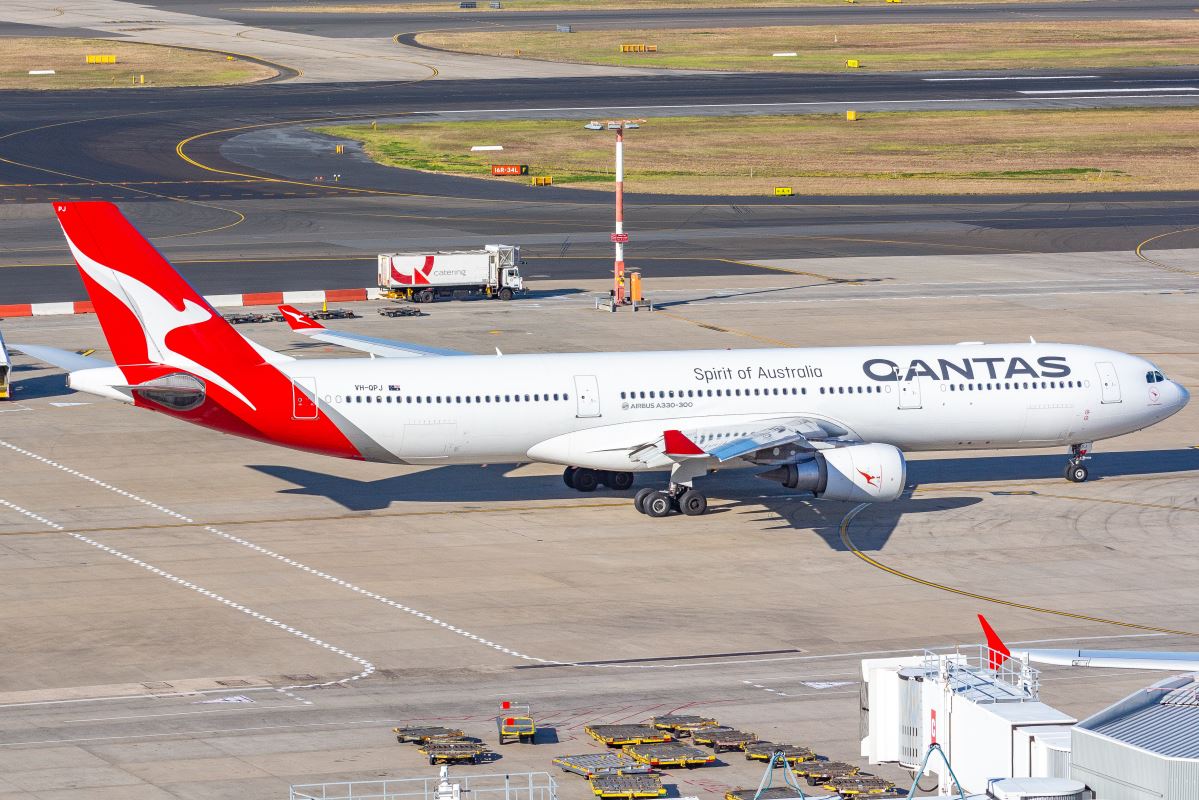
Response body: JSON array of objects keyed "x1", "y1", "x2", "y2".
[{"x1": 64, "y1": 231, "x2": 257, "y2": 410}]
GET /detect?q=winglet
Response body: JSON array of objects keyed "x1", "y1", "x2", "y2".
[
  {"x1": 278, "y1": 305, "x2": 324, "y2": 332},
  {"x1": 979, "y1": 614, "x2": 1011, "y2": 671},
  {"x1": 663, "y1": 429, "x2": 705, "y2": 456}
]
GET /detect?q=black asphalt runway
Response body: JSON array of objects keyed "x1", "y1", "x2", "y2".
[
  {"x1": 136, "y1": 0, "x2": 1199, "y2": 37},
  {"x1": 3, "y1": 68, "x2": 1199, "y2": 204},
  {"x1": 3, "y1": 55, "x2": 1199, "y2": 303}
]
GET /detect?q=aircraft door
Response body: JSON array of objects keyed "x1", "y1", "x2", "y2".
[
  {"x1": 573, "y1": 375, "x2": 601, "y2": 418},
  {"x1": 897, "y1": 375, "x2": 922, "y2": 409},
  {"x1": 1095, "y1": 361, "x2": 1122, "y2": 404},
  {"x1": 292, "y1": 377, "x2": 318, "y2": 419}
]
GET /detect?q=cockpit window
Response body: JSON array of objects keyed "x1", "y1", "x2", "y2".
[{"x1": 1146, "y1": 370, "x2": 1166, "y2": 384}]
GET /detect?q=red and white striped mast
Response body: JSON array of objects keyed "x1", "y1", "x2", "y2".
[{"x1": 587, "y1": 119, "x2": 644, "y2": 307}]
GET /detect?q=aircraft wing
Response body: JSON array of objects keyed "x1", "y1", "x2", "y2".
[
  {"x1": 980, "y1": 614, "x2": 1199, "y2": 671},
  {"x1": 631, "y1": 417, "x2": 853, "y2": 468},
  {"x1": 278, "y1": 305, "x2": 469, "y2": 358}
]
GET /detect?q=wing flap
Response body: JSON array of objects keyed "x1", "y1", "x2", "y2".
[{"x1": 634, "y1": 417, "x2": 850, "y2": 467}]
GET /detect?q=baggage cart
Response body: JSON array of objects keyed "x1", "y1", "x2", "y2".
[
  {"x1": 623, "y1": 742, "x2": 715, "y2": 769},
  {"x1": 553, "y1": 753, "x2": 652, "y2": 778},
  {"x1": 798, "y1": 760, "x2": 859, "y2": 785},
  {"x1": 743, "y1": 743, "x2": 814, "y2": 765},
  {"x1": 419, "y1": 740, "x2": 490, "y2": 765},
  {"x1": 725, "y1": 789, "x2": 816, "y2": 800},
  {"x1": 693, "y1": 728, "x2": 757, "y2": 752},
  {"x1": 648, "y1": 714, "x2": 719, "y2": 737},
  {"x1": 393, "y1": 725, "x2": 467, "y2": 744},
  {"x1": 589, "y1": 774, "x2": 665, "y2": 799},
  {"x1": 821, "y1": 774, "x2": 894, "y2": 795},
  {"x1": 585, "y1": 725, "x2": 672, "y2": 747}
]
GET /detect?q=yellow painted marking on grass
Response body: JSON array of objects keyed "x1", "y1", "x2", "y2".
[{"x1": 838, "y1": 502, "x2": 1199, "y2": 637}]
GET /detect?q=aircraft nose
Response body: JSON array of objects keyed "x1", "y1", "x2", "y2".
[{"x1": 1177, "y1": 382, "x2": 1191, "y2": 409}]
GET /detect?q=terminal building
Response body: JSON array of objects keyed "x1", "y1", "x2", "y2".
[
  {"x1": 1070, "y1": 673, "x2": 1199, "y2": 800},
  {"x1": 860, "y1": 650, "x2": 1199, "y2": 798}
]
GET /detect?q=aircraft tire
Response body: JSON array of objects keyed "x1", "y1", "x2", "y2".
[
  {"x1": 1066, "y1": 463, "x2": 1089, "y2": 483},
  {"x1": 645, "y1": 491, "x2": 673, "y2": 518},
  {"x1": 563, "y1": 467, "x2": 577, "y2": 489},
  {"x1": 633, "y1": 487, "x2": 655, "y2": 514},
  {"x1": 679, "y1": 489, "x2": 707, "y2": 516},
  {"x1": 607, "y1": 471, "x2": 635, "y2": 491},
  {"x1": 573, "y1": 468, "x2": 599, "y2": 492}
]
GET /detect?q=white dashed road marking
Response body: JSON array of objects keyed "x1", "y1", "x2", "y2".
[
  {"x1": 0, "y1": 438, "x2": 557, "y2": 665},
  {"x1": 0, "y1": 496, "x2": 373, "y2": 697}
]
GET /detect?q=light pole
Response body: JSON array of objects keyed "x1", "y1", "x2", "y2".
[{"x1": 585, "y1": 119, "x2": 644, "y2": 307}]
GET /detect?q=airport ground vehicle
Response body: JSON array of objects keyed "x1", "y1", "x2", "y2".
[
  {"x1": 378, "y1": 245, "x2": 522, "y2": 303},
  {"x1": 496, "y1": 702, "x2": 536, "y2": 744},
  {"x1": 0, "y1": 328, "x2": 10, "y2": 400},
  {"x1": 9, "y1": 203, "x2": 1191, "y2": 518}
]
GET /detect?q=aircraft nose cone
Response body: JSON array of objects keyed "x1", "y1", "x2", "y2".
[{"x1": 1177, "y1": 382, "x2": 1191, "y2": 409}]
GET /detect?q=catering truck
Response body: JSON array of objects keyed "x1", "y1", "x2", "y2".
[{"x1": 378, "y1": 245, "x2": 523, "y2": 303}]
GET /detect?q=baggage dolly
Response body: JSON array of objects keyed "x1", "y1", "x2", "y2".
[
  {"x1": 553, "y1": 753, "x2": 652, "y2": 778},
  {"x1": 589, "y1": 774, "x2": 666, "y2": 799},
  {"x1": 585, "y1": 725, "x2": 672, "y2": 747}
]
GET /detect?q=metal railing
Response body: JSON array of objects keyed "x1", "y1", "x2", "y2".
[
  {"x1": 921, "y1": 646, "x2": 1040, "y2": 703},
  {"x1": 291, "y1": 771, "x2": 557, "y2": 800}
]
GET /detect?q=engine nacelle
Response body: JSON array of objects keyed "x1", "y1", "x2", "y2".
[{"x1": 761, "y1": 443, "x2": 906, "y2": 503}]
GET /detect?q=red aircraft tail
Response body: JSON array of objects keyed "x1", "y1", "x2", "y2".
[{"x1": 979, "y1": 614, "x2": 1012, "y2": 671}]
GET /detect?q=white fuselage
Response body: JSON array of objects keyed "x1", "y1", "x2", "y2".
[{"x1": 279, "y1": 342, "x2": 1188, "y2": 469}]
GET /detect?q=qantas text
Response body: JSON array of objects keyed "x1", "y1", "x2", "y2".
[{"x1": 862, "y1": 356, "x2": 1071, "y2": 382}]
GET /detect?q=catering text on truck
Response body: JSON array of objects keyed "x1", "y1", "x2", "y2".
[{"x1": 379, "y1": 245, "x2": 523, "y2": 303}]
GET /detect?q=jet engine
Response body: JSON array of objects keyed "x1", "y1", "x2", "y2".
[{"x1": 759, "y1": 443, "x2": 906, "y2": 503}]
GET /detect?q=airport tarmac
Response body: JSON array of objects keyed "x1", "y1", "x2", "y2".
[{"x1": 1, "y1": 248, "x2": 1196, "y2": 798}]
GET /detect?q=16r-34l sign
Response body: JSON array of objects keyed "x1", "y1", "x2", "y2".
[{"x1": 491, "y1": 164, "x2": 529, "y2": 176}]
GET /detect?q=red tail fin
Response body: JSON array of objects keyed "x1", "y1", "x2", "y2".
[
  {"x1": 53, "y1": 202, "x2": 265, "y2": 408},
  {"x1": 278, "y1": 305, "x2": 324, "y2": 331},
  {"x1": 979, "y1": 614, "x2": 1011, "y2": 671}
]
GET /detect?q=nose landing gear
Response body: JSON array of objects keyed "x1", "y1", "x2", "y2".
[{"x1": 1065, "y1": 442, "x2": 1093, "y2": 482}]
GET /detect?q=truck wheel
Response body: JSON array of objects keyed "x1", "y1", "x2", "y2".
[
  {"x1": 416, "y1": 289, "x2": 434, "y2": 304},
  {"x1": 498, "y1": 287, "x2": 514, "y2": 301}
]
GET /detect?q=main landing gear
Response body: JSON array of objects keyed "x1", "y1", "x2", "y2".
[
  {"x1": 633, "y1": 486, "x2": 708, "y2": 518},
  {"x1": 563, "y1": 467, "x2": 635, "y2": 493},
  {"x1": 1065, "y1": 442, "x2": 1093, "y2": 483},
  {"x1": 632, "y1": 459, "x2": 710, "y2": 518}
]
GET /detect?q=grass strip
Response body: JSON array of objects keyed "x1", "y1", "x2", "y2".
[{"x1": 314, "y1": 108, "x2": 1199, "y2": 196}]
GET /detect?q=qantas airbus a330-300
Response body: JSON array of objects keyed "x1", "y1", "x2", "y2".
[{"x1": 9, "y1": 203, "x2": 1190, "y2": 517}]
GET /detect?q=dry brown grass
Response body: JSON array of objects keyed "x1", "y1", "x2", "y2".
[
  {"x1": 0, "y1": 38, "x2": 277, "y2": 90},
  {"x1": 246, "y1": 0, "x2": 1077, "y2": 12},
  {"x1": 419, "y1": 20, "x2": 1199, "y2": 72},
  {"x1": 317, "y1": 108, "x2": 1199, "y2": 196}
]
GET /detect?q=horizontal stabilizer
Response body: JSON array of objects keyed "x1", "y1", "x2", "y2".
[
  {"x1": 277, "y1": 305, "x2": 469, "y2": 358},
  {"x1": 9, "y1": 343, "x2": 114, "y2": 372}
]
